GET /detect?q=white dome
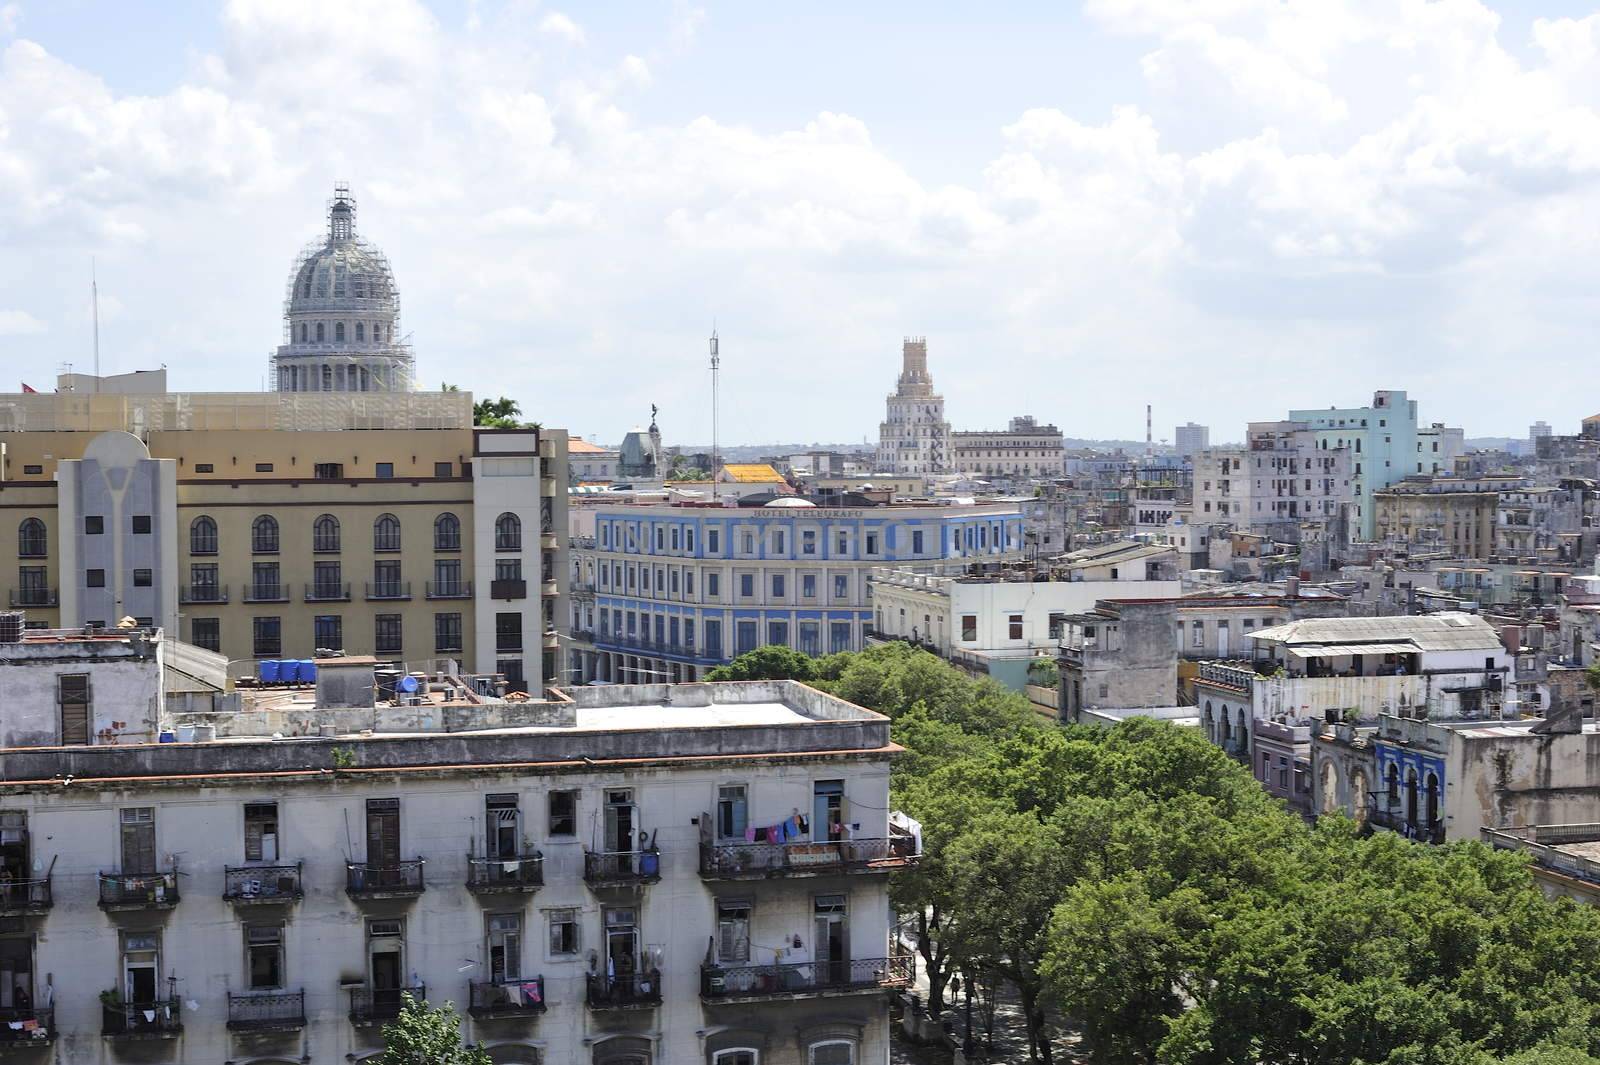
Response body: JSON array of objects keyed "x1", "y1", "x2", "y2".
[{"x1": 764, "y1": 497, "x2": 816, "y2": 508}]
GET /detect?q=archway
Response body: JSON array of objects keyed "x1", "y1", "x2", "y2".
[
  {"x1": 1404, "y1": 768, "x2": 1419, "y2": 831},
  {"x1": 1351, "y1": 769, "x2": 1370, "y2": 826},
  {"x1": 1424, "y1": 772, "x2": 1440, "y2": 835},
  {"x1": 1319, "y1": 759, "x2": 1339, "y2": 815}
]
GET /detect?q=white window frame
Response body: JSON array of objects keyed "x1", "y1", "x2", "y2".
[
  {"x1": 714, "y1": 1050, "x2": 760, "y2": 1065},
  {"x1": 808, "y1": 1040, "x2": 855, "y2": 1065}
]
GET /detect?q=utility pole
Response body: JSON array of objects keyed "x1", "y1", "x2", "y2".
[{"x1": 710, "y1": 329, "x2": 721, "y2": 504}]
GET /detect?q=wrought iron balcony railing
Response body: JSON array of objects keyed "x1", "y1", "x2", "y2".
[
  {"x1": 0, "y1": 875, "x2": 51, "y2": 915},
  {"x1": 346, "y1": 860, "x2": 425, "y2": 897},
  {"x1": 585, "y1": 971, "x2": 661, "y2": 1010},
  {"x1": 102, "y1": 998, "x2": 181, "y2": 1039},
  {"x1": 701, "y1": 954, "x2": 914, "y2": 1000},
  {"x1": 226, "y1": 990, "x2": 305, "y2": 1031},
  {"x1": 223, "y1": 864, "x2": 303, "y2": 904},
  {"x1": 348, "y1": 985, "x2": 425, "y2": 1026},
  {"x1": 467, "y1": 854, "x2": 544, "y2": 894},
  {"x1": 468, "y1": 977, "x2": 547, "y2": 1017},
  {"x1": 583, "y1": 848, "x2": 661, "y2": 886},
  {"x1": 98, "y1": 870, "x2": 179, "y2": 910},
  {"x1": 699, "y1": 836, "x2": 917, "y2": 879}
]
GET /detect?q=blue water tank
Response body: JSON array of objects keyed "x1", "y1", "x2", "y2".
[
  {"x1": 397, "y1": 675, "x2": 419, "y2": 694},
  {"x1": 640, "y1": 851, "x2": 660, "y2": 877},
  {"x1": 299, "y1": 660, "x2": 318, "y2": 683},
  {"x1": 259, "y1": 660, "x2": 281, "y2": 684}
]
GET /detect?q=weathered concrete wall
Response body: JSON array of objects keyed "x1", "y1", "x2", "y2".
[{"x1": 0, "y1": 643, "x2": 162, "y2": 747}]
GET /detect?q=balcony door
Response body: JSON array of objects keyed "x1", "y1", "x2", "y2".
[
  {"x1": 604, "y1": 907, "x2": 638, "y2": 983},
  {"x1": 603, "y1": 790, "x2": 636, "y2": 854},
  {"x1": 813, "y1": 780, "x2": 844, "y2": 842},
  {"x1": 120, "y1": 808, "x2": 155, "y2": 875},
  {"x1": 486, "y1": 914, "x2": 521, "y2": 983},
  {"x1": 814, "y1": 894, "x2": 848, "y2": 986},
  {"x1": 122, "y1": 933, "x2": 160, "y2": 1005},
  {"x1": 0, "y1": 937, "x2": 34, "y2": 1012},
  {"x1": 486, "y1": 795, "x2": 518, "y2": 859},
  {"x1": 366, "y1": 799, "x2": 401, "y2": 885},
  {"x1": 368, "y1": 920, "x2": 404, "y2": 1011}
]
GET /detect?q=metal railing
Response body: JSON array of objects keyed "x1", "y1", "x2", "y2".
[
  {"x1": 585, "y1": 971, "x2": 662, "y2": 1009},
  {"x1": 366, "y1": 580, "x2": 412, "y2": 600},
  {"x1": 8, "y1": 589, "x2": 56, "y2": 608},
  {"x1": 701, "y1": 954, "x2": 914, "y2": 999},
  {"x1": 99, "y1": 870, "x2": 179, "y2": 908},
  {"x1": 1368, "y1": 807, "x2": 1444, "y2": 844},
  {"x1": 490, "y1": 578, "x2": 527, "y2": 600},
  {"x1": 223, "y1": 864, "x2": 303, "y2": 903},
  {"x1": 426, "y1": 580, "x2": 472, "y2": 599},
  {"x1": 0, "y1": 1006, "x2": 51, "y2": 1044},
  {"x1": 16, "y1": 540, "x2": 47, "y2": 559},
  {"x1": 305, "y1": 581, "x2": 352, "y2": 602},
  {"x1": 348, "y1": 985, "x2": 425, "y2": 1024},
  {"x1": 179, "y1": 584, "x2": 229, "y2": 604},
  {"x1": 0, "y1": 876, "x2": 52, "y2": 912},
  {"x1": 244, "y1": 583, "x2": 288, "y2": 602},
  {"x1": 583, "y1": 848, "x2": 661, "y2": 884},
  {"x1": 346, "y1": 860, "x2": 425, "y2": 894},
  {"x1": 227, "y1": 990, "x2": 305, "y2": 1030},
  {"x1": 103, "y1": 998, "x2": 181, "y2": 1037},
  {"x1": 467, "y1": 854, "x2": 544, "y2": 891},
  {"x1": 700, "y1": 837, "x2": 915, "y2": 878},
  {"x1": 469, "y1": 977, "x2": 547, "y2": 1016}
]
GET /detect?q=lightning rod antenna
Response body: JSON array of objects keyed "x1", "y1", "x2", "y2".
[{"x1": 710, "y1": 329, "x2": 721, "y2": 504}]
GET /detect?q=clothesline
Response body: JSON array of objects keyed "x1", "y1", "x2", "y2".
[{"x1": 744, "y1": 813, "x2": 810, "y2": 845}]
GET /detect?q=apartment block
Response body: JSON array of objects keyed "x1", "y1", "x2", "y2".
[{"x1": 0, "y1": 629, "x2": 914, "y2": 1065}]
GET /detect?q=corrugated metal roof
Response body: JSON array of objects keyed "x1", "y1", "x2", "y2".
[
  {"x1": 721, "y1": 464, "x2": 785, "y2": 483},
  {"x1": 1251, "y1": 612, "x2": 1501, "y2": 652},
  {"x1": 1287, "y1": 642, "x2": 1419, "y2": 658}
]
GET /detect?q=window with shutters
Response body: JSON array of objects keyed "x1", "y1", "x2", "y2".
[
  {"x1": 548, "y1": 908, "x2": 579, "y2": 956},
  {"x1": 244, "y1": 803, "x2": 279, "y2": 863},
  {"x1": 120, "y1": 808, "x2": 156, "y2": 874},
  {"x1": 58, "y1": 673, "x2": 90, "y2": 745},
  {"x1": 486, "y1": 794, "x2": 519, "y2": 858},
  {"x1": 548, "y1": 791, "x2": 577, "y2": 836},
  {"x1": 487, "y1": 913, "x2": 522, "y2": 982},
  {"x1": 717, "y1": 900, "x2": 751, "y2": 963}
]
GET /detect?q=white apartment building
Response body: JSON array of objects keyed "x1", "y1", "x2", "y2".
[
  {"x1": 1191, "y1": 422, "x2": 1354, "y2": 540},
  {"x1": 565, "y1": 500, "x2": 1024, "y2": 685},
  {"x1": 876, "y1": 339, "x2": 950, "y2": 476},
  {"x1": 949, "y1": 417, "x2": 1064, "y2": 479},
  {"x1": 868, "y1": 542, "x2": 1181, "y2": 688},
  {"x1": 0, "y1": 634, "x2": 915, "y2": 1065}
]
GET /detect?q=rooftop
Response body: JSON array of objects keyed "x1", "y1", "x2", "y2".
[
  {"x1": 1250, "y1": 612, "x2": 1502, "y2": 652},
  {"x1": 721, "y1": 463, "x2": 786, "y2": 483}
]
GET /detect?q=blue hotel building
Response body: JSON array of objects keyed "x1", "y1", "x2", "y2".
[{"x1": 567, "y1": 499, "x2": 1023, "y2": 683}]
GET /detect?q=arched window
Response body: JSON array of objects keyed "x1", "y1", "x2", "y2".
[
  {"x1": 434, "y1": 513, "x2": 461, "y2": 552},
  {"x1": 495, "y1": 512, "x2": 522, "y2": 552},
  {"x1": 335, "y1": 322, "x2": 346, "y2": 342},
  {"x1": 313, "y1": 514, "x2": 341, "y2": 553},
  {"x1": 713, "y1": 1052, "x2": 758, "y2": 1065},
  {"x1": 374, "y1": 514, "x2": 402, "y2": 553},
  {"x1": 17, "y1": 517, "x2": 46, "y2": 558},
  {"x1": 190, "y1": 515, "x2": 218, "y2": 555},
  {"x1": 252, "y1": 515, "x2": 279, "y2": 554},
  {"x1": 809, "y1": 1042, "x2": 854, "y2": 1065},
  {"x1": 315, "y1": 322, "x2": 325, "y2": 342},
  {"x1": 355, "y1": 322, "x2": 365, "y2": 342}
]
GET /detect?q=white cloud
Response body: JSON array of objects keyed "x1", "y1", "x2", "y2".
[
  {"x1": 0, "y1": 1, "x2": 1596, "y2": 441},
  {"x1": 0, "y1": 5, "x2": 20, "y2": 36},
  {"x1": 0, "y1": 309, "x2": 44, "y2": 335},
  {"x1": 538, "y1": 12, "x2": 585, "y2": 46}
]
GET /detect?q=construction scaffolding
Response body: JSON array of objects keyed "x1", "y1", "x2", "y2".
[
  {"x1": 271, "y1": 184, "x2": 416, "y2": 394},
  {"x1": 0, "y1": 391, "x2": 471, "y2": 434}
]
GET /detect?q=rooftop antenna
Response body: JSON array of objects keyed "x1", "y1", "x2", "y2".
[
  {"x1": 91, "y1": 258, "x2": 101, "y2": 392},
  {"x1": 710, "y1": 328, "x2": 721, "y2": 503},
  {"x1": 1145, "y1": 404, "x2": 1153, "y2": 460}
]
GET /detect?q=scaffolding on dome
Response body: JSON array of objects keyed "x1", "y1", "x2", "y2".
[{"x1": 271, "y1": 183, "x2": 416, "y2": 394}]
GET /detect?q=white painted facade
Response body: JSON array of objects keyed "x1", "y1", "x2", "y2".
[
  {"x1": 0, "y1": 626, "x2": 164, "y2": 747},
  {"x1": 0, "y1": 680, "x2": 911, "y2": 1065}
]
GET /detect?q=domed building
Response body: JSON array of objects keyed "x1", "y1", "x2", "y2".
[{"x1": 272, "y1": 184, "x2": 415, "y2": 393}]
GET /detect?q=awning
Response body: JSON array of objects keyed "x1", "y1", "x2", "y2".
[{"x1": 1287, "y1": 642, "x2": 1418, "y2": 658}]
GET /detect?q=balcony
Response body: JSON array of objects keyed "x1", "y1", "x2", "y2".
[
  {"x1": 348, "y1": 985, "x2": 425, "y2": 1027},
  {"x1": 305, "y1": 581, "x2": 352, "y2": 602},
  {"x1": 365, "y1": 581, "x2": 412, "y2": 601},
  {"x1": 223, "y1": 864, "x2": 303, "y2": 906},
  {"x1": 699, "y1": 837, "x2": 918, "y2": 881},
  {"x1": 226, "y1": 990, "x2": 305, "y2": 1032},
  {"x1": 102, "y1": 998, "x2": 181, "y2": 1040},
  {"x1": 7, "y1": 589, "x2": 56, "y2": 608},
  {"x1": 1368, "y1": 805, "x2": 1445, "y2": 844},
  {"x1": 496, "y1": 636, "x2": 524, "y2": 654},
  {"x1": 179, "y1": 584, "x2": 229, "y2": 604},
  {"x1": 585, "y1": 971, "x2": 661, "y2": 1011},
  {"x1": 0, "y1": 876, "x2": 51, "y2": 916},
  {"x1": 426, "y1": 580, "x2": 473, "y2": 599},
  {"x1": 0, "y1": 1007, "x2": 51, "y2": 1050},
  {"x1": 701, "y1": 954, "x2": 914, "y2": 1003},
  {"x1": 244, "y1": 583, "x2": 289, "y2": 603},
  {"x1": 490, "y1": 578, "x2": 527, "y2": 600},
  {"x1": 468, "y1": 977, "x2": 547, "y2": 1018},
  {"x1": 346, "y1": 860, "x2": 425, "y2": 899},
  {"x1": 467, "y1": 854, "x2": 544, "y2": 896},
  {"x1": 583, "y1": 848, "x2": 661, "y2": 889},
  {"x1": 98, "y1": 870, "x2": 179, "y2": 911}
]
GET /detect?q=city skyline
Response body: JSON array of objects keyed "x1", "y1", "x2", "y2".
[{"x1": 1, "y1": 1, "x2": 1599, "y2": 443}]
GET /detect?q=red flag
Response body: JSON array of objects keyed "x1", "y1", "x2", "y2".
[{"x1": 20, "y1": 383, "x2": 36, "y2": 393}]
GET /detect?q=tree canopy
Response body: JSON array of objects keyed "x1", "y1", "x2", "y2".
[
  {"x1": 373, "y1": 994, "x2": 491, "y2": 1065},
  {"x1": 706, "y1": 642, "x2": 1600, "y2": 1065}
]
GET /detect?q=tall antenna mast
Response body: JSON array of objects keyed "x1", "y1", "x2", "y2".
[
  {"x1": 1145, "y1": 404, "x2": 1153, "y2": 460},
  {"x1": 92, "y1": 258, "x2": 101, "y2": 392},
  {"x1": 710, "y1": 329, "x2": 721, "y2": 503}
]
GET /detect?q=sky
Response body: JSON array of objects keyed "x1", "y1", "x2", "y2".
[{"x1": 1, "y1": 1, "x2": 1598, "y2": 447}]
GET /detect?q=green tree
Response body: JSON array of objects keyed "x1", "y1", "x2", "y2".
[
  {"x1": 372, "y1": 994, "x2": 491, "y2": 1065},
  {"x1": 473, "y1": 396, "x2": 523, "y2": 428},
  {"x1": 705, "y1": 644, "x2": 818, "y2": 682}
]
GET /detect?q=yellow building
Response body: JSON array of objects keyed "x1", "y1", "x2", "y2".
[
  {"x1": 1372, "y1": 478, "x2": 1504, "y2": 558},
  {"x1": 0, "y1": 386, "x2": 567, "y2": 692}
]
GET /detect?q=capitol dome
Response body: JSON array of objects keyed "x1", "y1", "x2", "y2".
[{"x1": 272, "y1": 184, "x2": 415, "y2": 393}]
